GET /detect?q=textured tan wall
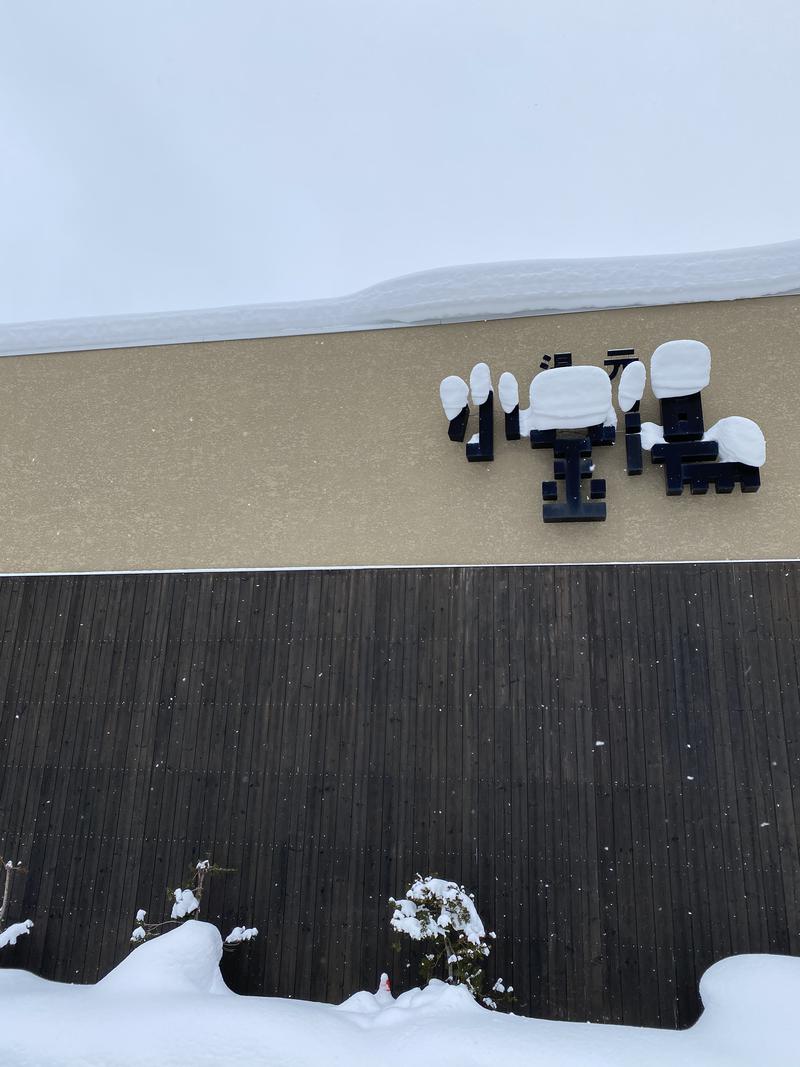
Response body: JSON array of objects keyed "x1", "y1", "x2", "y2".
[{"x1": 1, "y1": 295, "x2": 798, "y2": 573}]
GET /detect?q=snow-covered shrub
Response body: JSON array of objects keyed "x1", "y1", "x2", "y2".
[
  {"x1": 0, "y1": 858, "x2": 32, "y2": 951},
  {"x1": 130, "y1": 859, "x2": 257, "y2": 952},
  {"x1": 389, "y1": 875, "x2": 511, "y2": 1009}
]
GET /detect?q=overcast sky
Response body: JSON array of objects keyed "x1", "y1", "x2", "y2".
[{"x1": 2, "y1": 1, "x2": 799, "y2": 323}]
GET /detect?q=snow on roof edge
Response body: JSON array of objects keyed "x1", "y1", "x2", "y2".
[{"x1": 2, "y1": 238, "x2": 799, "y2": 357}]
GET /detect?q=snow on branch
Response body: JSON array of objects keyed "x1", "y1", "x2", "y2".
[
  {"x1": 390, "y1": 876, "x2": 487, "y2": 946},
  {"x1": 128, "y1": 857, "x2": 257, "y2": 954},
  {"x1": 0, "y1": 918, "x2": 33, "y2": 949},
  {"x1": 0, "y1": 857, "x2": 32, "y2": 951},
  {"x1": 389, "y1": 874, "x2": 511, "y2": 1009},
  {"x1": 171, "y1": 888, "x2": 200, "y2": 920},
  {"x1": 224, "y1": 926, "x2": 258, "y2": 945}
]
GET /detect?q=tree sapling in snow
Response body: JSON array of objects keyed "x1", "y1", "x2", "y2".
[
  {"x1": 389, "y1": 874, "x2": 511, "y2": 1009},
  {"x1": 0, "y1": 857, "x2": 33, "y2": 950},
  {"x1": 130, "y1": 858, "x2": 257, "y2": 951}
]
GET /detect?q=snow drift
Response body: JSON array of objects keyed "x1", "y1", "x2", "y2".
[
  {"x1": 1, "y1": 238, "x2": 799, "y2": 357},
  {"x1": 99, "y1": 919, "x2": 228, "y2": 996},
  {"x1": 1, "y1": 921, "x2": 799, "y2": 1066}
]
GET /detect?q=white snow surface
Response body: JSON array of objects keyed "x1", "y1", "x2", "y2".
[
  {"x1": 618, "y1": 360, "x2": 647, "y2": 412},
  {"x1": 224, "y1": 926, "x2": 259, "y2": 946},
  {"x1": 529, "y1": 366, "x2": 613, "y2": 431},
  {"x1": 170, "y1": 889, "x2": 201, "y2": 921},
  {"x1": 638, "y1": 384, "x2": 766, "y2": 466},
  {"x1": 1, "y1": 922, "x2": 800, "y2": 1066},
  {"x1": 498, "y1": 372, "x2": 520, "y2": 414},
  {"x1": 2, "y1": 239, "x2": 800, "y2": 357},
  {"x1": 390, "y1": 877, "x2": 486, "y2": 946},
  {"x1": 100, "y1": 921, "x2": 228, "y2": 997},
  {"x1": 640, "y1": 423, "x2": 666, "y2": 451},
  {"x1": 651, "y1": 339, "x2": 712, "y2": 399},
  {"x1": 0, "y1": 919, "x2": 33, "y2": 949},
  {"x1": 704, "y1": 416, "x2": 767, "y2": 467},
  {"x1": 439, "y1": 375, "x2": 469, "y2": 421},
  {"x1": 469, "y1": 362, "x2": 493, "y2": 406}
]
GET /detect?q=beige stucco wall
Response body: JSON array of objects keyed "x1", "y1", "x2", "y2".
[{"x1": 1, "y1": 295, "x2": 798, "y2": 573}]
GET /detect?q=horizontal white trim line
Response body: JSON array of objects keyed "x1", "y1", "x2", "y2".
[
  {"x1": 0, "y1": 560, "x2": 797, "y2": 578},
  {"x1": 2, "y1": 239, "x2": 800, "y2": 356}
]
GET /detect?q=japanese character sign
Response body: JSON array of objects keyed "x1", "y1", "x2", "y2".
[{"x1": 439, "y1": 340, "x2": 765, "y2": 523}]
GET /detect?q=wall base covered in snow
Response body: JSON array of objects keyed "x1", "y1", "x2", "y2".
[
  {"x1": 2, "y1": 563, "x2": 800, "y2": 1032},
  {"x1": 3, "y1": 921, "x2": 800, "y2": 1066}
]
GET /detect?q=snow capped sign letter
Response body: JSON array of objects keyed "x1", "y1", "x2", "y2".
[{"x1": 439, "y1": 342, "x2": 764, "y2": 523}]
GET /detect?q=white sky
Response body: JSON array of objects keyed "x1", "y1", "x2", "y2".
[{"x1": 2, "y1": 0, "x2": 799, "y2": 322}]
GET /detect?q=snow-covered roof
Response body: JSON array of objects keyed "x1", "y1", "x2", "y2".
[{"x1": 1, "y1": 239, "x2": 799, "y2": 357}]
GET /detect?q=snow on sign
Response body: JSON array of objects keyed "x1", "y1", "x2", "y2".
[{"x1": 440, "y1": 340, "x2": 766, "y2": 523}]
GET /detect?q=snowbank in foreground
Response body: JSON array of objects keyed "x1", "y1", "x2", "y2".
[
  {"x1": 1, "y1": 922, "x2": 798, "y2": 1067},
  {"x1": 1, "y1": 238, "x2": 799, "y2": 357}
]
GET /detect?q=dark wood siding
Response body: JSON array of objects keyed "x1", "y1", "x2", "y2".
[{"x1": 1, "y1": 564, "x2": 799, "y2": 1028}]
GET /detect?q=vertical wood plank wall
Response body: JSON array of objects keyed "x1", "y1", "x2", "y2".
[{"x1": 1, "y1": 564, "x2": 799, "y2": 1028}]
